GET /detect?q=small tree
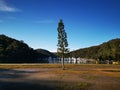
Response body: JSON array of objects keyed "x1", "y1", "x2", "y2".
[{"x1": 57, "y1": 19, "x2": 69, "y2": 70}]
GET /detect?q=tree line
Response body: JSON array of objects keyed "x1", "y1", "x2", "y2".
[
  {"x1": 70, "y1": 38, "x2": 120, "y2": 61},
  {"x1": 0, "y1": 34, "x2": 120, "y2": 63},
  {"x1": 0, "y1": 34, "x2": 55, "y2": 63}
]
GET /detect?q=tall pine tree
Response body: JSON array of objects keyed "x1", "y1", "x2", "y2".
[{"x1": 57, "y1": 19, "x2": 69, "y2": 70}]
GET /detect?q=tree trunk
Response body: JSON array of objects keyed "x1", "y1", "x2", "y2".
[{"x1": 62, "y1": 56, "x2": 64, "y2": 70}]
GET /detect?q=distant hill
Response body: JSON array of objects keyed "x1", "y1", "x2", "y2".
[
  {"x1": 36, "y1": 49, "x2": 57, "y2": 58},
  {"x1": 0, "y1": 34, "x2": 38, "y2": 63},
  {"x1": 70, "y1": 38, "x2": 120, "y2": 61},
  {"x1": 1, "y1": 34, "x2": 120, "y2": 62},
  {"x1": 0, "y1": 34, "x2": 57, "y2": 63}
]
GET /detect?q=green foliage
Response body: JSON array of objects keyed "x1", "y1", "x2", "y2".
[
  {"x1": 57, "y1": 19, "x2": 69, "y2": 54},
  {"x1": 57, "y1": 19, "x2": 69, "y2": 69},
  {"x1": 70, "y1": 38, "x2": 120, "y2": 61},
  {"x1": 0, "y1": 34, "x2": 57, "y2": 63},
  {"x1": 0, "y1": 34, "x2": 38, "y2": 63}
]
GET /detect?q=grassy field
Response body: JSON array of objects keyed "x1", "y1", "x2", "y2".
[{"x1": 0, "y1": 64, "x2": 120, "y2": 90}]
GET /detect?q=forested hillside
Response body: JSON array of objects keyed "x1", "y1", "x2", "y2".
[
  {"x1": 70, "y1": 39, "x2": 120, "y2": 61},
  {"x1": 0, "y1": 34, "x2": 57, "y2": 63},
  {"x1": 35, "y1": 49, "x2": 57, "y2": 63},
  {"x1": 36, "y1": 49, "x2": 57, "y2": 58},
  {"x1": 1, "y1": 34, "x2": 120, "y2": 63},
  {"x1": 0, "y1": 34, "x2": 38, "y2": 63}
]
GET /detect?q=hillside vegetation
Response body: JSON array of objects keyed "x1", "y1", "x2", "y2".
[
  {"x1": 0, "y1": 35, "x2": 38, "y2": 63},
  {"x1": 0, "y1": 35, "x2": 55, "y2": 63},
  {"x1": 70, "y1": 38, "x2": 120, "y2": 61},
  {"x1": 1, "y1": 34, "x2": 120, "y2": 63}
]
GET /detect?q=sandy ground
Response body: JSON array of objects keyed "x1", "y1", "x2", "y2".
[{"x1": 0, "y1": 64, "x2": 120, "y2": 90}]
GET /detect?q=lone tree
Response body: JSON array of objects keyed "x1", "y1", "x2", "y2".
[{"x1": 57, "y1": 19, "x2": 69, "y2": 70}]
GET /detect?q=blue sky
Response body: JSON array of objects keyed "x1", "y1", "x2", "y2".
[{"x1": 0, "y1": 0, "x2": 120, "y2": 52}]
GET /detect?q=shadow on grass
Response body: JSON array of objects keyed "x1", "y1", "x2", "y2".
[
  {"x1": 0, "y1": 68, "x2": 39, "y2": 79},
  {"x1": 0, "y1": 81, "x2": 56, "y2": 90},
  {"x1": 0, "y1": 68, "x2": 56, "y2": 90},
  {"x1": 0, "y1": 68, "x2": 91, "y2": 90}
]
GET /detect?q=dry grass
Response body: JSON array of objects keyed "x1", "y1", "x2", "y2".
[
  {"x1": 0, "y1": 64, "x2": 120, "y2": 90},
  {"x1": 0, "y1": 63, "x2": 61, "y2": 69}
]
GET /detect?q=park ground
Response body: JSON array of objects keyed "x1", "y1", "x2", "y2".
[{"x1": 0, "y1": 64, "x2": 120, "y2": 90}]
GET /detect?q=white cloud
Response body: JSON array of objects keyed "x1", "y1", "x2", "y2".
[
  {"x1": 0, "y1": 0, "x2": 19, "y2": 12},
  {"x1": 35, "y1": 19, "x2": 54, "y2": 24}
]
